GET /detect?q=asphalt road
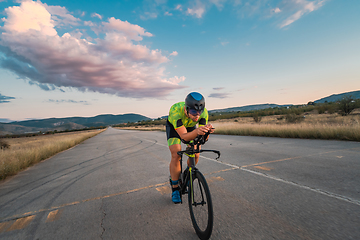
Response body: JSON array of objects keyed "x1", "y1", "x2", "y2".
[{"x1": 0, "y1": 127, "x2": 359, "y2": 239}]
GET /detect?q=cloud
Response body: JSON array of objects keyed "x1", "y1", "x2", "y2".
[
  {"x1": 170, "y1": 51, "x2": 178, "y2": 56},
  {"x1": 209, "y1": 0, "x2": 226, "y2": 9},
  {"x1": 45, "y1": 4, "x2": 81, "y2": 27},
  {"x1": 209, "y1": 92, "x2": 230, "y2": 99},
  {"x1": 136, "y1": 0, "x2": 326, "y2": 28},
  {"x1": 213, "y1": 87, "x2": 224, "y2": 91},
  {"x1": 46, "y1": 99, "x2": 90, "y2": 105},
  {"x1": 279, "y1": 0, "x2": 326, "y2": 28},
  {"x1": 167, "y1": 76, "x2": 185, "y2": 84},
  {"x1": 140, "y1": 12, "x2": 158, "y2": 20},
  {"x1": 185, "y1": 0, "x2": 227, "y2": 18},
  {"x1": 272, "y1": 7, "x2": 281, "y2": 14},
  {"x1": 0, "y1": 1, "x2": 185, "y2": 99},
  {"x1": 211, "y1": 0, "x2": 326, "y2": 29},
  {"x1": 2, "y1": 0, "x2": 57, "y2": 36},
  {"x1": 138, "y1": 0, "x2": 167, "y2": 20},
  {"x1": 187, "y1": 6, "x2": 205, "y2": 18},
  {"x1": 0, "y1": 93, "x2": 15, "y2": 103},
  {"x1": 91, "y1": 13, "x2": 102, "y2": 20},
  {"x1": 103, "y1": 17, "x2": 153, "y2": 40}
]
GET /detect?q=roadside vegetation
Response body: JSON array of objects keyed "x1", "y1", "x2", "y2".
[
  {"x1": 0, "y1": 129, "x2": 105, "y2": 181},
  {"x1": 1, "y1": 125, "x2": 107, "y2": 139},
  {"x1": 115, "y1": 97, "x2": 360, "y2": 142},
  {"x1": 213, "y1": 97, "x2": 360, "y2": 141},
  {"x1": 212, "y1": 115, "x2": 360, "y2": 141},
  {"x1": 114, "y1": 118, "x2": 166, "y2": 131}
]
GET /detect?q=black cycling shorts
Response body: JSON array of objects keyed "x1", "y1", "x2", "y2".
[{"x1": 166, "y1": 120, "x2": 196, "y2": 146}]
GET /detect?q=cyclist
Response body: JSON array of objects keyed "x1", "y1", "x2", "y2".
[{"x1": 166, "y1": 92, "x2": 214, "y2": 203}]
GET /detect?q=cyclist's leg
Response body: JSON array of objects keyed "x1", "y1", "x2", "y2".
[
  {"x1": 169, "y1": 143, "x2": 182, "y2": 187},
  {"x1": 169, "y1": 143, "x2": 182, "y2": 203},
  {"x1": 166, "y1": 120, "x2": 182, "y2": 187}
]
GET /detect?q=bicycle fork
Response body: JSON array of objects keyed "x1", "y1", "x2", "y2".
[{"x1": 181, "y1": 153, "x2": 196, "y2": 204}]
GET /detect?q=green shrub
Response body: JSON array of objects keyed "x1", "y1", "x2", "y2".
[
  {"x1": 318, "y1": 106, "x2": 326, "y2": 114},
  {"x1": 285, "y1": 114, "x2": 304, "y2": 123},
  {"x1": 252, "y1": 113, "x2": 262, "y2": 123},
  {"x1": 338, "y1": 96, "x2": 357, "y2": 116},
  {"x1": 0, "y1": 139, "x2": 10, "y2": 149}
]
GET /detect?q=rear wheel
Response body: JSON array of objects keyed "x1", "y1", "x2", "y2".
[{"x1": 188, "y1": 171, "x2": 213, "y2": 240}]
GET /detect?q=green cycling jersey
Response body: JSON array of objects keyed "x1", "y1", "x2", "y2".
[{"x1": 168, "y1": 102, "x2": 208, "y2": 130}]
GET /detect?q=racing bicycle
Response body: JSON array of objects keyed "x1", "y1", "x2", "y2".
[{"x1": 170, "y1": 129, "x2": 220, "y2": 240}]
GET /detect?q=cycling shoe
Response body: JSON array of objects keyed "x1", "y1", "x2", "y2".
[{"x1": 172, "y1": 189, "x2": 181, "y2": 204}]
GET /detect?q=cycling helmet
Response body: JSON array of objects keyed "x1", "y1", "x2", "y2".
[{"x1": 185, "y1": 92, "x2": 205, "y2": 115}]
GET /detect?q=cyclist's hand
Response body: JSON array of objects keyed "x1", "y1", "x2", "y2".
[
  {"x1": 196, "y1": 125, "x2": 210, "y2": 135},
  {"x1": 206, "y1": 124, "x2": 215, "y2": 133}
]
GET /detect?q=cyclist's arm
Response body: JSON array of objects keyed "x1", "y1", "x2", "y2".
[{"x1": 176, "y1": 125, "x2": 210, "y2": 142}]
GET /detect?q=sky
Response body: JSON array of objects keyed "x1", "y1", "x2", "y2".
[{"x1": 0, "y1": 0, "x2": 359, "y2": 122}]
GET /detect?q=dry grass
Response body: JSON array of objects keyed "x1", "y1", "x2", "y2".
[
  {"x1": 0, "y1": 129, "x2": 105, "y2": 181},
  {"x1": 212, "y1": 112, "x2": 360, "y2": 141},
  {"x1": 115, "y1": 112, "x2": 360, "y2": 141}
]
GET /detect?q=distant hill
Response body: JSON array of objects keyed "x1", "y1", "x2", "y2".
[
  {"x1": 0, "y1": 123, "x2": 39, "y2": 136},
  {"x1": 314, "y1": 90, "x2": 360, "y2": 103},
  {"x1": 209, "y1": 104, "x2": 292, "y2": 113},
  {"x1": 2, "y1": 90, "x2": 359, "y2": 136},
  {"x1": 0, "y1": 118, "x2": 12, "y2": 123},
  {"x1": 0, "y1": 113, "x2": 150, "y2": 136},
  {"x1": 159, "y1": 104, "x2": 292, "y2": 118}
]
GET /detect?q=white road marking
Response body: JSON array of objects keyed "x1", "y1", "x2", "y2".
[
  {"x1": 139, "y1": 136, "x2": 360, "y2": 207},
  {"x1": 241, "y1": 168, "x2": 360, "y2": 207}
]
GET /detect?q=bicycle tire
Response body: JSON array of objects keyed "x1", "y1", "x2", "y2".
[{"x1": 188, "y1": 171, "x2": 213, "y2": 240}]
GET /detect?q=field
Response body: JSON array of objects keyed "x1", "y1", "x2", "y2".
[
  {"x1": 116, "y1": 111, "x2": 360, "y2": 142},
  {"x1": 2, "y1": 110, "x2": 359, "y2": 181},
  {"x1": 212, "y1": 111, "x2": 360, "y2": 141},
  {"x1": 0, "y1": 129, "x2": 105, "y2": 181}
]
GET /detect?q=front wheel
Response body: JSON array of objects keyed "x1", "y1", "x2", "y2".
[{"x1": 188, "y1": 171, "x2": 213, "y2": 240}]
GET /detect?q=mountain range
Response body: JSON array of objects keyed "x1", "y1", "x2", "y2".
[
  {"x1": 209, "y1": 104, "x2": 292, "y2": 113},
  {"x1": 1, "y1": 90, "x2": 359, "y2": 136},
  {"x1": 0, "y1": 114, "x2": 150, "y2": 136},
  {"x1": 314, "y1": 90, "x2": 360, "y2": 103}
]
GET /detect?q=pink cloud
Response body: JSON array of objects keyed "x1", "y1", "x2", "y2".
[
  {"x1": 2, "y1": 1, "x2": 57, "y2": 36},
  {"x1": 103, "y1": 17, "x2": 153, "y2": 41},
  {"x1": 0, "y1": 1, "x2": 185, "y2": 98},
  {"x1": 170, "y1": 51, "x2": 178, "y2": 56}
]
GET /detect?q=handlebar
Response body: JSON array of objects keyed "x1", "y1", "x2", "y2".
[
  {"x1": 178, "y1": 128, "x2": 220, "y2": 159},
  {"x1": 181, "y1": 128, "x2": 214, "y2": 146},
  {"x1": 177, "y1": 128, "x2": 220, "y2": 159}
]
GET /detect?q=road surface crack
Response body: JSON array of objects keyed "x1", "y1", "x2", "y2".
[{"x1": 100, "y1": 199, "x2": 106, "y2": 239}]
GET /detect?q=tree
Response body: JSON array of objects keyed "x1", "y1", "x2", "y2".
[
  {"x1": 338, "y1": 96, "x2": 356, "y2": 116},
  {"x1": 252, "y1": 113, "x2": 262, "y2": 123}
]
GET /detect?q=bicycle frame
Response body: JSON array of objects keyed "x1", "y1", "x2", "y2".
[
  {"x1": 176, "y1": 133, "x2": 221, "y2": 200},
  {"x1": 174, "y1": 130, "x2": 219, "y2": 239}
]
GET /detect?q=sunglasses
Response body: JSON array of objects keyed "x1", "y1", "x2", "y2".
[{"x1": 189, "y1": 109, "x2": 202, "y2": 116}]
